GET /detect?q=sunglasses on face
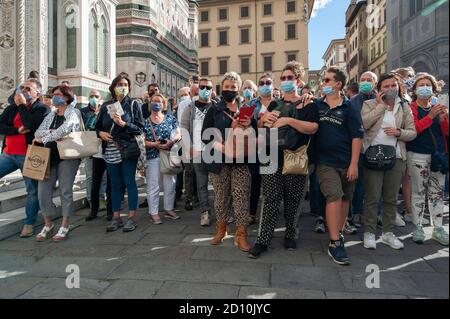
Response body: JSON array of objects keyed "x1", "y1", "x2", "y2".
[
  {"x1": 280, "y1": 75, "x2": 296, "y2": 81},
  {"x1": 20, "y1": 86, "x2": 36, "y2": 92},
  {"x1": 90, "y1": 95, "x2": 100, "y2": 99},
  {"x1": 322, "y1": 78, "x2": 335, "y2": 84},
  {"x1": 259, "y1": 80, "x2": 273, "y2": 86},
  {"x1": 199, "y1": 85, "x2": 212, "y2": 90}
]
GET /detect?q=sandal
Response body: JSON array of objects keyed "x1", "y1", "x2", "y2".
[
  {"x1": 164, "y1": 211, "x2": 180, "y2": 220},
  {"x1": 151, "y1": 214, "x2": 163, "y2": 225},
  {"x1": 52, "y1": 226, "x2": 70, "y2": 242},
  {"x1": 36, "y1": 224, "x2": 55, "y2": 242}
]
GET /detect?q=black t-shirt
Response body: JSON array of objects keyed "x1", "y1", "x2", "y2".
[
  {"x1": 195, "y1": 100, "x2": 211, "y2": 114},
  {"x1": 266, "y1": 99, "x2": 319, "y2": 167},
  {"x1": 314, "y1": 97, "x2": 364, "y2": 169},
  {"x1": 48, "y1": 115, "x2": 65, "y2": 167}
]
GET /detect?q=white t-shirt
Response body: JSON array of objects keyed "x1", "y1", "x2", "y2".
[
  {"x1": 177, "y1": 98, "x2": 192, "y2": 124},
  {"x1": 371, "y1": 99, "x2": 401, "y2": 158}
]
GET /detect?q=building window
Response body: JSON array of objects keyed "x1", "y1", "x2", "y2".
[
  {"x1": 219, "y1": 8, "x2": 228, "y2": 21},
  {"x1": 241, "y1": 57, "x2": 250, "y2": 74},
  {"x1": 99, "y1": 16, "x2": 109, "y2": 76},
  {"x1": 287, "y1": 53, "x2": 297, "y2": 62},
  {"x1": 219, "y1": 59, "x2": 228, "y2": 75},
  {"x1": 200, "y1": 32, "x2": 209, "y2": 47},
  {"x1": 89, "y1": 11, "x2": 98, "y2": 73},
  {"x1": 219, "y1": 30, "x2": 228, "y2": 45},
  {"x1": 66, "y1": 7, "x2": 77, "y2": 69},
  {"x1": 200, "y1": 61, "x2": 209, "y2": 76},
  {"x1": 263, "y1": 55, "x2": 273, "y2": 71},
  {"x1": 263, "y1": 3, "x2": 272, "y2": 16},
  {"x1": 240, "y1": 28, "x2": 250, "y2": 44},
  {"x1": 263, "y1": 25, "x2": 273, "y2": 42},
  {"x1": 409, "y1": 0, "x2": 423, "y2": 16},
  {"x1": 287, "y1": 0, "x2": 296, "y2": 13},
  {"x1": 200, "y1": 10, "x2": 209, "y2": 22},
  {"x1": 287, "y1": 23, "x2": 297, "y2": 40},
  {"x1": 240, "y1": 6, "x2": 249, "y2": 18}
]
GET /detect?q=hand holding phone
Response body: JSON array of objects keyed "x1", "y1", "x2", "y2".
[{"x1": 238, "y1": 105, "x2": 255, "y2": 121}]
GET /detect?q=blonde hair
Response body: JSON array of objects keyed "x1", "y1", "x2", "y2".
[{"x1": 149, "y1": 93, "x2": 167, "y2": 112}]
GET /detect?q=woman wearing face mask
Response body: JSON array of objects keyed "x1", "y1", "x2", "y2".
[
  {"x1": 361, "y1": 72, "x2": 417, "y2": 251},
  {"x1": 249, "y1": 62, "x2": 319, "y2": 258},
  {"x1": 407, "y1": 74, "x2": 449, "y2": 246},
  {"x1": 143, "y1": 94, "x2": 181, "y2": 224},
  {"x1": 33, "y1": 85, "x2": 83, "y2": 242},
  {"x1": 202, "y1": 72, "x2": 257, "y2": 252},
  {"x1": 241, "y1": 80, "x2": 257, "y2": 105},
  {"x1": 96, "y1": 74, "x2": 144, "y2": 233},
  {"x1": 243, "y1": 74, "x2": 275, "y2": 225}
]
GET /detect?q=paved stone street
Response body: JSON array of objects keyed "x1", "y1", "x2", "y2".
[{"x1": 0, "y1": 194, "x2": 448, "y2": 299}]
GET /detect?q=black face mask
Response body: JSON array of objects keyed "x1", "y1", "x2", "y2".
[
  {"x1": 222, "y1": 90, "x2": 238, "y2": 103},
  {"x1": 149, "y1": 90, "x2": 155, "y2": 97}
]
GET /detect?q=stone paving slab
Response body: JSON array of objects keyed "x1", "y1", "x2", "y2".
[
  {"x1": 0, "y1": 276, "x2": 44, "y2": 299},
  {"x1": 108, "y1": 258, "x2": 271, "y2": 287},
  {"x1": 123, "y1": 245, "x2": 197, "y2": 259},
  {"x1": 99, "y1": 280, "x2": 163, "y2": 299},
  {"x1": 18, "y1": 278, "x2": 110, "y2": 299},
  {"x1": 154, "y1": 281, "x2": 240, "y2": 299},
  {"x1": 325, "y1": 291, "x2": 409, "y2": 299},
  {"x1": 239, "y1": 286, "x2": 326, "y2": 299}
]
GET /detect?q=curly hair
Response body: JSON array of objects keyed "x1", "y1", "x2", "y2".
[
  {"x1": 221, "y1": 72, "x2": 242, "y2": 90},
  {"x1": 282, "y1": 61, "x2": 305, "y2": 80}
]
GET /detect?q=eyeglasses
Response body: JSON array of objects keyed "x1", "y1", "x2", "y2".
[
  {"x1": 20, "y1": 86, "x2": 35, "y2": 92},
  {"x1": 280, "y1": 75, "x2": 296, "y2": 81},
  {"x1": 199, "y1": 85, "x2": 212, "y2": 90},
  {"x1": 259, "y1": 80, "x2": 273, "y2": 86}
]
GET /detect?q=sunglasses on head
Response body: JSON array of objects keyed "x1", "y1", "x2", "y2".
[
  {"x1": 280, "y1": 75, "x2": 296, "y2": 81},
  {"x1": 259, "y1": 80, "x2": 273, "y2": 86},
  {"x1": 199, "y1": 85, "x2": 212, "y2": 90}
]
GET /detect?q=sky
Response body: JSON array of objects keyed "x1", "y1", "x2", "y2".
[{"x1": 309, "y1": 0, "x2": 347, "y2": 71}]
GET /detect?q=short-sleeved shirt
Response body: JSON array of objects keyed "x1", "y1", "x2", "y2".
[
  {"x1": 144, "y1": 114, "x2": 179, "y2": 159},
  {"x1": 314, "y1": 97, "x2": 364, "y2": 169},
  {"x1": 267, "y1": 99, "x2": 319, "y2": 167}
]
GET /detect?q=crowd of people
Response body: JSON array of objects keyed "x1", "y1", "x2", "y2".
[{"x1": 0, "y1": 62, "x2": 448, "y2": 266}]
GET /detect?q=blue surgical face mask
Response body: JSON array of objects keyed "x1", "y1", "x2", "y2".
[
  {"x1": 416, "y1": 86, "x2": 433, "y2": 100},
  {"x1": 151, "y1": 103, "x2": 163, "y2": 112},
  {"x1": 258, "y1": 85, "x2": 273, "y2": 97},
  {"x1": 359, "y1": 82, "x2": 374, "y2": 95},
  {"x1": 89, "y1": 98, "x2": 99, "y2": 107},
  {"x1": 24, "y1": 93, "x2": 34, "y2": 103},
  {"x1": 243, "y1": 89, "x2": 253, "y2": 100},
  {"x1": 180, "y1": 95, "x2": 189, "y2": 102},
  {"x1": 52, "y1": 96, "x2": 66, "y2": 107},
  {"x1": 280, "y1": 81, "x2": 297, "y2": 93},
  {"x1": 199, "y1": 88, "x2": 211, "y2": 101},
  {"x1": 322, "y1": 86, "x2": 334, "y2": 95}
]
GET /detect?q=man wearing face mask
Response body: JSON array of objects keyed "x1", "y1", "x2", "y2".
[
  {"x1": 0, "y1": 79, "x2": 50, "y2": 238},
  {"x1": 313, "y1": 67, "x2": 364, "y2": 265},
  {"x1": 345, "y1": 71, "x2": 378, "y2": 231},
  {"x1": 181, "y1": 78, "x2": 215, "y2": 226},
  {"x1": 80, "y1": 90, "x2": 105, "y2": 208}
]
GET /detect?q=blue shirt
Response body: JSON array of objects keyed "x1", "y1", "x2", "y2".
[
  {"x1": 314, "y1": 97, "x2": 364, "y2": 169},
  {"x1": 143, "y1": 115, "x2": 179, "y2": 159},
  {"x1": 350, "y1": 93, "x2": 376, "y2": 113}
]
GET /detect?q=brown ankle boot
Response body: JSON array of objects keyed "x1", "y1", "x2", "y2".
[
  {"x1": 234, "y1": 225, "x2": 251, "y2": 252},
  {"x1": 211, "y1": 221, "x2": 228, "y2": 245}
]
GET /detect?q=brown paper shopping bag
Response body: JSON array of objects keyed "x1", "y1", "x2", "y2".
[{"x1": 22, "y1": 144, "x2": 51, "y2": 181}]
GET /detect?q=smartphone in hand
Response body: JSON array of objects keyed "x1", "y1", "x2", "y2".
[{"x1": 238, "y1": 105, "x2": 256, "y2": 121}]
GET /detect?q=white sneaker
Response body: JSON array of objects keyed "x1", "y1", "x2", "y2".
[
  {"x1": 364, "y1": 232, "x2": 377, "y2": 250},
  {"x1": 381, "y1": 232, "x2": 404, "y2": 250},
  {"x1": 395, "y1": 213, "x2": 406, "y2": 227},
  {"x1": 200, "y1": 211, "x2": 210, "y2": 227}
]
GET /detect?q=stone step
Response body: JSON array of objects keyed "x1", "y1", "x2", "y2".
[{"x1": 0, "y1": 190, "x2": 87, "y2": 241}]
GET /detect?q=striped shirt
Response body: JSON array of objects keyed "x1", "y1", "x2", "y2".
[{"x1": 104, "y1": 141, "x2": 122, "y2": 164}]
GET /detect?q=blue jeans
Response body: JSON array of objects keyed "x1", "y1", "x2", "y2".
[
  {"x1": 106, "y1": 160, "x2": 138, "y2": 212},
  {"x1": 349, "y1": 154, "x2": 365, "y2": 220},
  {"x1": 0, "y1": 153, "x2": 39, "y2": 225}
]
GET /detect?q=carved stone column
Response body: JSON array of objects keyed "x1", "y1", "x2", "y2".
[{"x1": 16, "y1": 0, "x2": 25, "y2": 84}]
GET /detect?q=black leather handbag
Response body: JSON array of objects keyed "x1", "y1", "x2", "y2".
[
  {"x1": 116, "y1": 137, "x2": 140, "y2": 160},
  {"x1": 364, "y1": 144, "x2": 397, "y2": 170}
]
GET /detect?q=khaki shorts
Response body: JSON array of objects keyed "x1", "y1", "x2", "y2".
[{"x1": 316, "y1": 165, "x2": 356, "y2": 203}]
